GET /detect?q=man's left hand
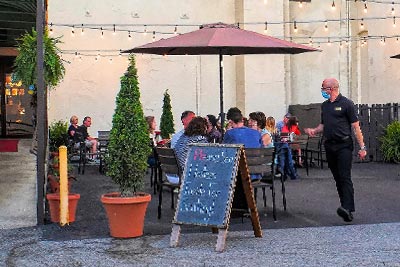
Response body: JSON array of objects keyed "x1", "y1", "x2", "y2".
[{"x1": 358, "y1": 149, "x2": 367, "y2": 160}]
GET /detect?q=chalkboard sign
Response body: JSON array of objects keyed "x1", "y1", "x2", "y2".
[{"x1": 173, "y1": 143, "x2": 242, "y2": 228}]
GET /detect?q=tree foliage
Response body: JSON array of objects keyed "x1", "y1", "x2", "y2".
[
  {"x1": 49, "y1": 120, "x2": 68, "y2": 152},
  {"x1": 380, "y1": 121, "x2": 400, "y2": 163},
  {"x1": 160, "y1": 89, "x2": 175, "y2": 139},
  {"x1": 105, "y1": 55, "x2": 151, "y2": 196},
  {"x1": 13, "y1": 29, "x2": 65, "y2": 89}
]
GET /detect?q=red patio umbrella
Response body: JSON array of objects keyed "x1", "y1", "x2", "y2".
[{"x1": 124, "y1": 22, "x2": 319, "y2": 127}]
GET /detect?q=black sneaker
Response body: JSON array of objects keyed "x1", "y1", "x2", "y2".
[{"x1": 336, "y1": 207, "x2": 353, "y2": 222}]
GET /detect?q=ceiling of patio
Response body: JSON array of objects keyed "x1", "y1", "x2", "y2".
[{"x1": 0, "y1": 0, "x2": 36, "y2": 48}]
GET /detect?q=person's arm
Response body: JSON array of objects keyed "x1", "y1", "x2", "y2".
[
  {"x1": 352, "y1": 121, "x2": 367, "y2": 160},
  {"x1": 304, "y1": 124, "x2": 324, "y2": 137},
  {"x1": 262, "y1": 133, "x2": 272, "y2": 147}
]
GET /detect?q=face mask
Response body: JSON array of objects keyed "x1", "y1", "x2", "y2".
[{"x1": 321, "y1": 90, "x2": 330, "y2": 99}]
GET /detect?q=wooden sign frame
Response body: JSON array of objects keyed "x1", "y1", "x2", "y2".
[{"x1": 170, "y1": 143, "x2": 262, "y2": 252}]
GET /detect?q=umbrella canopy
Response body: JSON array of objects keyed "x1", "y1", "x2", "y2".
[
  {"x1": 123, "y1": 22, "x2": 319, "y2": 127},
  {"x1": 390, "y1": 54, "x2": 400, "y2": 59}
]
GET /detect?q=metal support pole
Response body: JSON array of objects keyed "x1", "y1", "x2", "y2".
[
  {"x1": 219, "y1": 53, "x2": 225, "y2": 132},
  {"x1": 36, "y1": 0, "x2": 46, "y2": 225}
]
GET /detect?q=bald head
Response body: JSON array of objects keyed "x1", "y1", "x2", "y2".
[
  {"x1": 322, "y1": 78, "x2": 339, "y2": 91},
  {"x1": 321, "y1": 78, "x2": 340, "y2": 101}
]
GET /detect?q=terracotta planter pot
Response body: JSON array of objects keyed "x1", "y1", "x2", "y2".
[
  {"x1": 46, "y1": 193, "x2": 80, "y2": 223},
  {"x1": 47, "y1": 175, "x2": 73, "y2": 193},
  {"x1": 101, "y1": 192, "x2": 151, "y2": 238}
]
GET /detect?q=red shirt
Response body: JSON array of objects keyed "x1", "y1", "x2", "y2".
[{"x1": 282, "y1": 125, "x2": 301, "y2": 136}]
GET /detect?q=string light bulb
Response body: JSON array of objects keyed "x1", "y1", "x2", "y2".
[
  {"x1": 264, "y1": 0, "x2": 267, "y2": 4},
  {"x1": 360, "y1": 18, "x2": 364, "y2": 29},
  {"x1": 381, "y1": 36, "x2": 386, "y2": 45},
  {"x1": 113, "y1": 24, "x2": 116, "y2": 35},
  {"x1": 174, "y1": 25, "x2": 178, "y2": 34},
  {"x1": 364, "y1": 1, "x2": 368, "y2": 13},
  {"x1": 128, "y1": 31, "x2": 132, "y2": 40},
  {"x1": 71, "y1": 25, "x2": 75, "y2": 37},
  {"x1": 101, "y1": 27, "x2": 104, "y2": 39},
  {"x1": 293, "y1": 21, "x2": 298, "y2": 33},
  {"x1": 299, "y1": 0, "x2": 303, "y2": 8},
  {"x1": 327, "y1": 37, "x2": 331, "y2": 46},
  {"x1": 81, "y1": 24, "x2": 84, "y2": 35},
  {"x1": 264, "y1": 22, "x2": 268, "y2": 33},
  {"x1": 324, "y1": 21, "x2": 328, "y2": 31},
  {"x1": 331, "y1": 0, "x2": 336, "y2": 10},
  {"x1": 392, "y1": 2, "x2": 395, "y2": 15},
  {"x1": 144, "y1": 25, "x2": 148, "y2": 35},
  {"x1": 309, "y1": 36, "x2": 313, "y2": 45},
  {"x1": 152, "y1": 31, "x2": 156, "y2": 41},
  {"x1": 49, "y1": 23, "x2": 53, "y2": 35}
]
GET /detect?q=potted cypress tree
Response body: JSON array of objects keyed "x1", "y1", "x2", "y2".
[
  {"x1": 160, "y1": 89, "x2": 175, "y2": 139},
  {"x1": 101, "y1": 55, "x2": 152, "y2": 238}
]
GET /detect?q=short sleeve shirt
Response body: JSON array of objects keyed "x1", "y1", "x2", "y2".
[
  {"x1": 223, "y1": 127, "x2": 262, "y2": 148},
  {"x1": 321, "y1": 94, "x2": 358, "y2": 141}
]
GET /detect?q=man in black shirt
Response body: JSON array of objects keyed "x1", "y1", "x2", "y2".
[
  {"x1": 78, "y1": 116, "x2": 98, "y2": 159},
  {"x1": 304, "y1": 78, "x2": 367, "y2": 222}
]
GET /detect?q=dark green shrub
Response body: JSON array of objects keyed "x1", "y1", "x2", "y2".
[
  {"x1": 49, "y1": 120, "x2": 68, "y2": 152},
  {"x1": 160, "y1": 89, "x2": 175, "y2": 139},
  {"x1": 380, "y1": 121, "x2": 400, "y2": 163},
  {"x1": 105, "y1": 55, "x2": 151, "y2": 196}
]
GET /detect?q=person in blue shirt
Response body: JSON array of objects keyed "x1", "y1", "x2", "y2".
[
  {"x1": 223, "y1": 107, "x2": 262, "y2": 181},
  {"x1": 276, "y1": 112, "x2": 292, "y2": 133},
  {"x1": 223, "y1": 107, "x2": 262, "y2": 148}
]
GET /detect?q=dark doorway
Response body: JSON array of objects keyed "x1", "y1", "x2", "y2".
[{"x1": 0, "y1": 56, "x2": 34, "y2": 138}]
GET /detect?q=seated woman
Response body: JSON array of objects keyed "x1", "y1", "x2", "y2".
[
  {"x1": 248, "y1": 111, "x2": 274, "y2": 148},
  {"x1": 205, "y1": 114, "x2": 222, "y2": 143},
  {"x1": 174, "y1": 116, "x2": 209, "y2": 172},
  {"x1": 68, "y1": 115, "x2": 79, "y2": 140},
  {"x1": 282, "y1": 116, "x2": 303, "y2": 166},
  {"x1": 68, "y1": 115, "x2": 85, "y2": 150},
  {"x1": 265, "y1": 116, "x2": 278, "y2": 148},
  {"x1": 145, "y1": 115, "x2": 157, "y2": 167},
  {"x1": 277, "y1": 116, "x2": 300, "y2": 179}
]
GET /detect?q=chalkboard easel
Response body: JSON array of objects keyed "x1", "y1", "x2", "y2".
[{"x1": 170, "y1": 144, "x2": 262, "y2": 252}]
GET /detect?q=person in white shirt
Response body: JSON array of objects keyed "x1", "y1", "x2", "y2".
[{"x1": 170, "y1": 110, "x2": 195, "y2": 148}]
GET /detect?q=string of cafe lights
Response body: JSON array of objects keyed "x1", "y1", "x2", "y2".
[
  {"x1": 59, "y1": 33, "x2": 400, "y2": 62},
  {"x1": 51, "y1": 1, "x2": 400, "y2": 60},
  {"x1": 49, "y1": 14, "x2": 400, "y2": 38}
]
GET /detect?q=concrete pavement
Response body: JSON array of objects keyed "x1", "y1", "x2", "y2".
[
  {"x1": 0, "y1": 139, "x2": 36, "y2": 229},
  {"x1": 0, "y1": 140, "x2": 400, "y2": 266},
  {"x1": 0, "y1": 222, "x2": 399, "y2": 266}
]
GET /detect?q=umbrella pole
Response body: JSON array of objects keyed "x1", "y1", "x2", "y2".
[{"x1": 219, "y1": 53, "x2": 225, "y2": 134}]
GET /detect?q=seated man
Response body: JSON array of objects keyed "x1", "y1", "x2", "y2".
[
  {"x1": 170, "y1": 110, "x2": 196, "y2": 149},
  {"x1": 223, "y1": 107, "x2": 262, "y2": 149},
  {"x1": 223, "y1": 107, "x2": 262, "y2": 181},
  {"x1": 77, "y1": 116, "x2": 98, "y2": 160}
]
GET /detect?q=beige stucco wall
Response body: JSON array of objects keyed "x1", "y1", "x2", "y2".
[{"x1": 48, "y1": 1, "x2": 400, "y2": 135}]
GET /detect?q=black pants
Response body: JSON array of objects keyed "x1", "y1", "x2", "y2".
[{"x1": 324, "y1": 139, "x2": 355, "y2": 212}]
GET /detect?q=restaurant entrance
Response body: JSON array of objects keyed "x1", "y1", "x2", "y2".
[{"x1": 0, "y1": 57, "x2": 34, "y2": 138}]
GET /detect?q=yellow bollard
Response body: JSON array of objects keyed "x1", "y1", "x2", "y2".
[{"x1": 59, "y1": 145, "x2": 69, "y2": 226}]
